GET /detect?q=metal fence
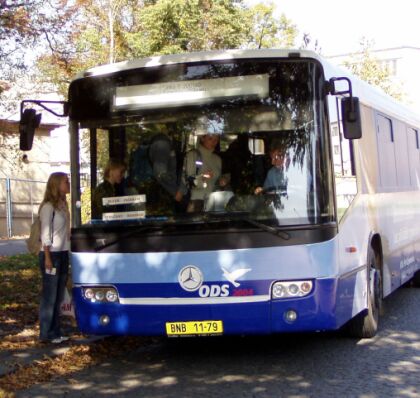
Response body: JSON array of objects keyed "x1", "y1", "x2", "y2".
[{"x1": 0, "y1": 177, "x2": 46, "y2": 238}]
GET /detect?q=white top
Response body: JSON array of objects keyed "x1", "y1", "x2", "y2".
[
  {"x1": 184, "y1": 144, "x2": 222, "y2": 201},
  {"x1": 39, "y1": 202, "x2": 70, "y2": 252}
]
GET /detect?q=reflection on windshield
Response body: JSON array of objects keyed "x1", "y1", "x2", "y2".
[{"x1": 78, "y1": 60, "x2": 334, "y2": 228}]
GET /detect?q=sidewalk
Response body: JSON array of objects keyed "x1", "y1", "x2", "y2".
[
  {"x1": 0, "y1": 325, "x2": 104, "y2": 378},
  {"x1": 0, "y1": 244, "x2": 105, "y2": 381},
  {"x1": 0, "y1": 239, "x2": 28, "y2": 256}
]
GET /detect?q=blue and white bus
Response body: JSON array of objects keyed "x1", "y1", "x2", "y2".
[{"x1": 21, "y1": 49, "x2": 420, "y2": 338}]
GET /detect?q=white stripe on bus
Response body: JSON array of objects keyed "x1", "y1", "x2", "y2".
[{"x1": 119, "y1": 295, "x2": 270, "y2": 305}]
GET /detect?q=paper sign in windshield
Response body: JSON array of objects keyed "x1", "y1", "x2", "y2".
[
  {"x1": 102, "y1": 195, "x2": 146, "y2": 206},
  {"x1": 102, "y1": 211, "x2": 146, "y2": 221}
]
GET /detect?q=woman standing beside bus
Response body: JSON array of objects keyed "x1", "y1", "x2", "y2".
[{"x1": 38, "y1": 172, "x2": 71, "y2": 344}]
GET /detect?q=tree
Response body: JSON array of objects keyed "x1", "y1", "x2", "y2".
[
  {"x1": 343, "y1": 38, "x2": 404, "y2": 101},
  {"x1": 245, "y1": 2, "x2": 296, "y2": 49},
  {"x1": 1, "y1": 1, "x2": 33, "y2": 80},
  {"x1": 1, "y1": 1, "x2": 36, "y2": 110},
  {"x1": 0, "y1": 1, "x2": 78, "y2": 109},
  {"x1": 35, "y1": 0, "x2": 299, "y2": 95},
  {"x1": 125, "y1": 0, "x2": 250, "y2": 56}
]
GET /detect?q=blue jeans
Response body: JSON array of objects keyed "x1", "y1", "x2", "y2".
[{"x1": 38, "y1": 251, "x2": 69, "y2": 341}]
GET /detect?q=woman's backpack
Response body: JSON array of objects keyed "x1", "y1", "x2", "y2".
[
  {"x1": 26, "y1": 210, "x2": 55, "y2": 255},
  {"x1": 26, "y1": 217, "x2": 42, "y2": 255}
]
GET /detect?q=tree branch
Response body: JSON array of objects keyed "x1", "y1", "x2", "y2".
[{"x1": 0, "y1": 1, "x2": 35, "y2": 10}]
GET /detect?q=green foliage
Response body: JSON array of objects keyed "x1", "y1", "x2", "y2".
[
  {"x1": 245, "y1": 3, "x2": 296, "y2": 49},
  {"x1": 343, "y1": 38, "x2": 404, "y2": 102},
  {"x1": 0, "y1": 253, "x2": 38, "y2": 272},
  {"x1": 33, "y1": 0, "x2": 299, "y2": 91},
  {"x1": 0, "y1": 253, "x2": 40, "y2": 335},
  {"x1": 126, "y1": 0, "x2": 250, "y2": 56},
  {"x1": 81, "y1": 187, "x2": 92, "y2": 224}
]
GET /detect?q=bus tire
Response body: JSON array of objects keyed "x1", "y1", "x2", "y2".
[
  {"x1": 412, "y1": 270, "x2": 420, "y2": 287},
  {"x1": 347, "y1": 247, "x2": 382, "y2": 338}
]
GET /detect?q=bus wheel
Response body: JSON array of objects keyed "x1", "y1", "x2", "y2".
[
  {"x1": 412, "y1": 270, "x2": 420, "y2": 287},
  {"x1": 347, "y1": 247, "x2": 382, "y2": 338}
]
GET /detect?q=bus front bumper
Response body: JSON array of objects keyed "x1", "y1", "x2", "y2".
[{"x1": 72, "y1": 277, "x2": 358, "y2": 336}]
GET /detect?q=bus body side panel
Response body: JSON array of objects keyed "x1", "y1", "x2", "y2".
[
  {"x1": 337, "y1": 190, "x2": 420, "y2": 302},
  {"x1": 71, "y1": 238, "x2": 368, "y2": 336},
  {"x1": 337, "y1": 102, "x2": 420, "y2": 301},
  {"x1": 370, "y1": 191, "x2": 420, "y2": 291}
]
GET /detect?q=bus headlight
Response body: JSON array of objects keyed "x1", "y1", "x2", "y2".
[
  {"x1": 106, "y1": 290, "x2": 118, "y2": 302},
  {"x1": 83, "y1": 287, "x2": 120, "y2": 303},
  {"x1": 95, "y1": 291, "x2": 105, "y2": 301},
  {"x1": 272, "y1": 280, "x2": 313, "y2": 299},
  {"x1": 84, "y1": 288, "x2": 95, "y2": 300}
]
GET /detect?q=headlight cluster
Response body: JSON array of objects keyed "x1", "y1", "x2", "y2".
[
  {"x1": 272, "y1": 280, "x2": 313, "y2": 299},
  {"x1": 83, "y1": 287, "x2": 119, "y2": 303}
]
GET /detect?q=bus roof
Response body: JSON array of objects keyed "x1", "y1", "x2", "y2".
[{"x1": 74, "y1": 48, "x2": 420, "y2": 128}]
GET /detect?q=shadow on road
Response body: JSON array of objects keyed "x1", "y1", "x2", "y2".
[{"x1": 15, "y1": 287, "x2": 420, "y2": 398}]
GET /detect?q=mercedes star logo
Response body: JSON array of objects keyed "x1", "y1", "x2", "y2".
[{"x1": 178, "y1": 266, "x2": 203, "y2": 292}]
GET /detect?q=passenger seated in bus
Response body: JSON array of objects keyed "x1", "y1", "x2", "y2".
[
  {"x1": 129, "y1": 133, "x2": 187, "y2": 214},
  {"x1": 92, "y1": 158, "x2": 126, "y2": 219},
  {"x1": 254, "y1": 139, "x2": 288, "y2": 196},
  {"x1": 222, "y1": 134, "x2": 265, "y2": 195},
  {"x1": 183, "y1": 133, "x2": 224, "y2": 212},
  {"x1": 147, "y1": 133, "x2": 186, "y2": 203}
]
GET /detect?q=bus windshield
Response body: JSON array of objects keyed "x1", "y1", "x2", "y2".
[{"x1": 71, "y1": 59, "x2": 334, "y2": 228}]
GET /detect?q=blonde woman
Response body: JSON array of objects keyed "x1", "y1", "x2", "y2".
[{"x1": 38, "y1": 172, "x2": 71, "y2": 344}]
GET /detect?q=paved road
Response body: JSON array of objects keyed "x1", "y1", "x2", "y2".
[
  {"x1": 17, "y1": 287, "x2": 420, "y2": 398},
  {"x1": 0, "y1": 239, "x2": 27, "y2": 256}
]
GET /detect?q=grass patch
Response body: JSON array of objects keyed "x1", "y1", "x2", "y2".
[
  {"x1": 0, "y1": 254, "x2": 40, "y2": 335},
  {"x1": 0, "y1": 254, "x2": 38, "y2": 271}
]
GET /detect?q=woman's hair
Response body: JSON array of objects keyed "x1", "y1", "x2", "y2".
[
  {"x1": 104, "y1": 158, "x2": 126, "y2": 179},
  {"x1": 40, "y1": 172, "x2": 68, "y2": 210}
]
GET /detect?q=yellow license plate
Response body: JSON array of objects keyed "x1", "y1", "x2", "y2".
[{"x1": 166, "y1": 320, "x2": 223, "y2": 336}]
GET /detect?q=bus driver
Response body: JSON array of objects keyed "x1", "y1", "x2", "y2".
[{"x1": 255, "y1": 139, "x2": 288, "y2": 195}]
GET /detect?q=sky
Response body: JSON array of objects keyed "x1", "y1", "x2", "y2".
[{"x1": 250, "y1": 0, "x2": 420, "y2": 56}]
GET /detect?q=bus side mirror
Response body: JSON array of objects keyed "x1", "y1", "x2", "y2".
[
  {"x1": 19, "y1": 108, "x2": 42, "y2": 151},
  {"x1": 341, "y1": 97, "x2": 362, "y2": 139}
]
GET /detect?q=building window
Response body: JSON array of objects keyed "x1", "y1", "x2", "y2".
[
  {"x1": 378, "y1": 58, "x2": 398, "y2": 76},
  {"x1": 333, "y1": 145, "x2": 340, "y2": 155}
]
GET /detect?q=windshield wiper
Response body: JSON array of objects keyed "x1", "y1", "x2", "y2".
[
  {"x1": 94, "y1": 224, "x2": 169, "y2": 252},
  {"x1": 242, "y1": 218, "x2": 290, "y2": 240},
  {"x1": 205, "y1": 212, "x2": 290, "y2": 240}
]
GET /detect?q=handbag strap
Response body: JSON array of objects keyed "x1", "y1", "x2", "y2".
[{"x1": 51, "y1": 210, "x2": 55, "y2": 244}]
